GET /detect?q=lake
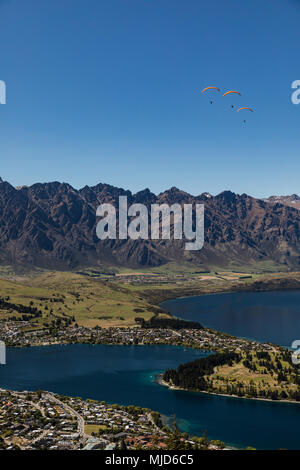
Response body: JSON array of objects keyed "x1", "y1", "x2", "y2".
[
  {"x1": 1, "y1": 343, "x2": 300, "y2": 449},
  {"x1": 161, "y1": 289, "x2": 300, "y2": 347}
]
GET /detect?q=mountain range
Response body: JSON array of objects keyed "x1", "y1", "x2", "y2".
[
  {"x1": 0, "y1": 178, "x2": 299, "y2": 271},
  {"x1": 263, "y1": 194, "x2": 300, "y2": 210}
]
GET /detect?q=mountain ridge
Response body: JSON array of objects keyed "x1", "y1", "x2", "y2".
[{"x1": 0, "y1": 178, "x2": 299, "y2": 271}]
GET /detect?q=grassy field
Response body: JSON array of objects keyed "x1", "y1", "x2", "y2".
[
  {"x1": 0, "y1": 271, "x2": 158, "y2": 328},
  {"x1": 84, "y1": 424, "x2": 108, "y2": 435},
  {"x1": 164, "y1": 350, "x2": 300, "y2": 402},
  {"x1": 208, "y1": 351, "x2": 300, "y2": 400},
  {"x1": 95, "y1": 259, "x2": 291, "y2": 276},
  {"x1": 127, "y1": 270, "x2": 300, "y2": 304}
]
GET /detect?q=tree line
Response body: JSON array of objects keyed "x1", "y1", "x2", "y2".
[
  {"x1": 163, "y1": 352, "x2": 241, "y2": 391},
  {"x1": 135, "y1": 316, "x2": 203, "y2": 330}
]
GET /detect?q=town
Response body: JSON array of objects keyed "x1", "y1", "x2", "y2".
[
  {"x1": 0, "y1": 319, "x2": 277, "y2": 354},
  {"x1": 0, "y1": 389, "x2": 226, "y2": 450}
]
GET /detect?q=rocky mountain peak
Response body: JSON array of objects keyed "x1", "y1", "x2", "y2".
[{"x1": 0, "y1": 179, "x2": 299, "y2": 270}]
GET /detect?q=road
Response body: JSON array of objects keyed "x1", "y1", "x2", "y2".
[{"x1": 44, "y1": 392, "x2": 86, "y2": 437}]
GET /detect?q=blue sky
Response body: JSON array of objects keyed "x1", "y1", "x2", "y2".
[{"x1": 0, "y1": 0, "x2": 299, "y2": 197}]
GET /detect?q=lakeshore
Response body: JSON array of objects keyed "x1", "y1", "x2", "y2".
[
  {"x1": 161, "y1": 289, "x2": 300, "y2": 347},
  {"x1": 1, "y1": 285, "x2": 299, "y2": 407},
  {"x1": 157, "y1": 374, "x2": 300, "y2": 406},
  {"x1": 0, "y1": 388, "x2": 216, "y2": 450},
  {"x1": 1, "y1": 273, "x2": 300, "y2": 448},
  {"x1": 1, "y1": 343, "x2": 300, "y2": 449}
]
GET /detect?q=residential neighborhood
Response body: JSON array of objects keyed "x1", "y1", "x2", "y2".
[
  {"x1": 0, "y1": 389, "x2": 225, "y2": 450},
  {"x1": 0, "y1": 320, "x2": 277, "y2": 354}
]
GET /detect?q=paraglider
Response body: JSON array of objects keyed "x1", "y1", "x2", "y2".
[
  {"x1": 223, "y1": 90, "x2": 242, "y2": 109},
  {"x1": 201, "y1": 84, "x2": 255, "y2": 125},
  {"x1": 201, "y1": 86, "x2": 220, "y2": 104},
  {"x1": 237, "y1": 107, "x2": 254, "y2": 124}
]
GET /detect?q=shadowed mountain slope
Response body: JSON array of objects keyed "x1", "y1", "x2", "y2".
[{"x1": 0, "y1": 179, "x2": 299, "y2": 271}]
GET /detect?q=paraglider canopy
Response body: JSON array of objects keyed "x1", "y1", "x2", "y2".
[
  {"x1": 201, "y1": 86, "x2": 220, "y2": 93},
  {"x1": 223, "y1": 90, "x2": 242, "y2": 97},
  {"x1": 237, "y1": 107, "x2": 254, "y2": 112}
]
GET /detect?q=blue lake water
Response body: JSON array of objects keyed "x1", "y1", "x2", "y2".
[
  {"x1": 161, "y1": 289, "x2": 300, "y2": 347},
  {"x1": 1, "y1": 343, "x2": 300, "y2": 449}
]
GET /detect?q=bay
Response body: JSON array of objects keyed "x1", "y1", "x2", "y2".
[{"x1": 1, "y1": 343, "x2": 300, "y2": 449}]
